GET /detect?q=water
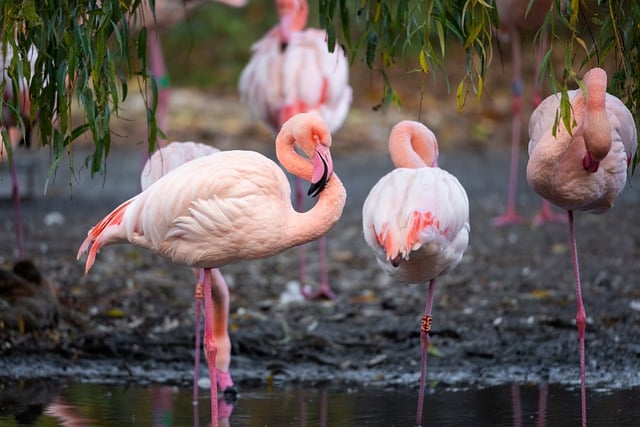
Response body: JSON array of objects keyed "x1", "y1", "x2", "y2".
[{"x1": 0, "y1": 380, "x2": 638, "y2": 426}]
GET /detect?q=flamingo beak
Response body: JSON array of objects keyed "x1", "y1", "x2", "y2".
[{"x1": 307, "y1": 144, "x2": 333, "y2": 198}]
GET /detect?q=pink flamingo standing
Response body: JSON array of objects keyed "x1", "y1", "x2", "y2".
[
  {"x1": 140, "y1": 141, "x2": 234, "y2": 410},
  {"x1": 527, "y1": 67, "x2": 637, "y2": 427},
  {"x1": 78, "y1": 112, "x2": 346, "y2": 427},
  {"x1": 362, "y1": 121, "x2": 470, "y2": 427},
  {"x1": 132, "y1": 0, "x2": 246, "y2": 147},
  {"x1": 1, "y1": 43, "x2": 37, "y2": 260},
  {"x1": 492, "y1": 0, "x2": 566, "y2": 226},
  {"x1": 238, "y1": 0, "x2": 352, "y2": 299}
]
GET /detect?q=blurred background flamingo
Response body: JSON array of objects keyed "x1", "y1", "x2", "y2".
[
  {"x1": 78, "y1": 112, "x2": 346, "y2": 427},
  {"x1": 492, "y1": 0, "x2": 566, "y2": 226},
  {"x1": 238, "y1": 0, "x2": 352, "y2": 299},
  {"x1": 527, "y1": 67, "x2": 637, "y2": 427},
  {"x1": 362, "y1": 120, "x2": 469, "y2": 426},
  {"x1": 140, "y1": 141, "x2": 233, "y2": 410}
]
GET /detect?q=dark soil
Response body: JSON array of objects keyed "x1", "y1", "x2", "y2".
[{"x1": 1, "y1": 59, "x2": 639, "y2": 393}]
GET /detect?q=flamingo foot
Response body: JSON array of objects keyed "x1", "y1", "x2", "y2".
[
  {"x1": 216, "y1": 369, "x2": 236, "y2": 396},
  {"x1": 300, "y1": 283, "x2": 336, "y2": 301},
  {"x1": 491, "y1": 209, "x2": 527, "y2": 226},
  {"x1": 532, "y1": 201, "x2": 568, "y2": 226}
]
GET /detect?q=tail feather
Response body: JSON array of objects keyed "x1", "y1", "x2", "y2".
[{"x1": 77, "y1": 199, "x2": 133, "y2": 274}]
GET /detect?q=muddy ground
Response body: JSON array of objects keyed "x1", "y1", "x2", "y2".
[{"x1": 1, "y1": 59, "x2": 639, "y2": 396}]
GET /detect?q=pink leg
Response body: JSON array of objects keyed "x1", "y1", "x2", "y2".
[
  {"x1": 568, "y1": 211, "x2": 587, "y2": 427},
  {"x1": 492, "y1": 29, "x2": 526, "y2": 226},
  {"x1": 194, "y1": 271, "x2": 205, "y2": 406},
  {"x1": 532, "y1": 199, "x2": 568, "y2": 226},
  {"x1": 415, "y1": 279, "x2": 436, "y2": 427},
  {"x1": 147, "y1": 26, "x2": 169, "y2": 149},
  {"x1": 296, "y1": 176, "x2": 336, "y2": 300},
  {"x1": 202, "y1": 268, "x2": 219, "y2": 427},
  {"x1": 10, "y1": 155, "x2": 24, "y2": 259},
  {"x1": 210, "y1": 269, "x2": 234, "y2": 393},
  {"x1": 528, "y1": 32, "x2": 565, "y2": 226}
]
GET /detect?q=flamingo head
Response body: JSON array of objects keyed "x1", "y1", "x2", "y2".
[
  {"x1": 276, "y1": 0, "x2": 308, "y2": 43},
  {"x1": 307, "y1": 137, "x2": 334, "y2": 198}
]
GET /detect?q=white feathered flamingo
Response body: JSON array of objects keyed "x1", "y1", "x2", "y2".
[{"x1": 362, "y1": 120, "x2": 469, "y2": 426}]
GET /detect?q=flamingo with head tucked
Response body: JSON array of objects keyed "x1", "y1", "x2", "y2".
[
  {"x1": 527, "y1": 67, "x2": 637, "y2": 427},
  {"x1": 362, "y1": 121, "x2": 469, "y2": 427},
  {"x1": 492, "y1": 0, "x2": 566, "y2": 226},
  {"x1": 239, "y1": 0, "x2": 352, "y2": 300},
  {"x1": 78, "y1": 112, "x2": 346, "y2": 427}
]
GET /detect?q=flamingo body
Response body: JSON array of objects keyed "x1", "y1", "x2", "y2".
[
  {"x1": 238, "y1": 3, "x2": 352, "y2": 135},
  {"x1": 363, "y1": 167, "x2": 469, "y2": 283},
  {"x1": 81, "y1": 148, "x2": 343, "y2": 271},
  {"x1": 141, "y1": 141, "x2": 220, "y2": 190},
  {"x1": 527, "y1": 85, "x2": 636, "y2": 212}
]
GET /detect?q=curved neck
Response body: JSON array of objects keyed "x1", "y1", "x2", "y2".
[
  {"x1": 275, "y1": 117, "x2": 346, "y2": 246},
  {"x1": 388, "y1": 121, "x2": 439, "y2": 169},
  {"x1": 582, "y1": 68, "x2": 611, "y2": 166},
  {"x1": 277, "y1": 0, "x2": 308, "y2": 42}
]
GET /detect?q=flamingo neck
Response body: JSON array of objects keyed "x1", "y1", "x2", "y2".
[
  {"x1": 581, "y1": 68, "x2": 611, "y2": 173},
  {"x1": 389, "y1": 120, "x2": 439, "y2": 169},
  {"x1": 277, "y1": 0, "x2": 308, "y2": 42}
]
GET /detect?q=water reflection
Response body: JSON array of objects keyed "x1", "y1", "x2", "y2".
[{"x1": 0, "y1": 379, "x2": 638, "y2": 426}]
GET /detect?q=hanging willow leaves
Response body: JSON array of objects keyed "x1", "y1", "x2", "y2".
[
  {"x1": 0, "y1": 0, "x2": 153, "y2": 179},
  {"x1": 317, "y1": 0, "x2": 640, "y2": 169}
]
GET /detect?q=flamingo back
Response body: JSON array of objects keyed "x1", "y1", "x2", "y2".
[
  {"x1": 141, "y1": 141, "x2": 220, "y2": 190},
  {"x1": 527, "y1": 88, "x2": 637, "y2": 213},
  {"x1": 363, "y1": 167, "x2": 469, "y2": 284}
]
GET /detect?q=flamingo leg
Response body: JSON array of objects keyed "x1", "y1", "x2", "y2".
[
  {"x1": 492, "y1": 27, "x2": 527, "y2": 226},
  {"x1": 210, "y1": 268, "x2": 234, "y2": 394},
  {"x1": 193, "y1": 271, "x2": 205, "y2": 407},
  {"x1": 9, "y1": 154, "x2": 24, "y2": 259},
  {"x1": 568, "y1": 210, "x2": 587, "y2": 427},
  {"x1": 202, "y1": 268, "x2": 219, "y2": 427},
  {"x1": 296, "y1": 176, "x2": 335, "y2": 300},
  {"x1": 415, "y1": 279, "x2": 436, "y2": 427},
  {"x1": 147, "y1": 25, "x2": 169, "y2": 149}
]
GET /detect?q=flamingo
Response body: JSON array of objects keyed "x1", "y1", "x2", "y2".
[
  {"x1": 362, "y1": 121, "x2": 470, "y2": 427},
  {"x1": 140, "y1": 141, "x2": 233, "y2": 407},
  {"x1": 526, "y1": 67, "x2": 637, "y2": 427},
  {"x1": 77, "y1": 112, "x2": 346, "y2": 427},
  {"x1": 492, "y1": 0, "x2": 566, "y2": 226},
  {"x1": 1, "y1": 43, "x2": 38, "y2": 260},
  {"x1": 131, "y1": 0, "x2": 246, "y2": 147},
  {"x1": 238, "y1": 0, "x2": 352, "y2": 299}
]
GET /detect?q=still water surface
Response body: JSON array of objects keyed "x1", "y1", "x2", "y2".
[{"x1": 0, "y1": 380, "x2": 638, "y2": 426}]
